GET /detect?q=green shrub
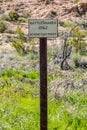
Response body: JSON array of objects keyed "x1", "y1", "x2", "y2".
[
  {"x1": 0, "y1": 21, "x2": 7, "y2": 33},
  {"x1": 12, "y1": 39, "x2": 26, "y2": 55},
  {"x1": 59, "y1": 21, "x2": 65, "y2": 26},
  {"x1": 50, "y1": 10, "x2": 57, "y2": 17},
  {"x1": 71, "y1": 52, "x2": 81, "y2": 67},
  {"x1": 0, "y1": 0, "x2": 3, "y2": 2},
  {"x1": 9, "y1": 12, "x2": 19, "y2": 21},
  {"x1": 17, "y1": 26, "x2": 25, "y2": 41},
  {"x1": 12, "y1": 26, "x2": 27, "y2": 55},
  {"x1": 69, "y1": 28, "x2": 85, "y2": 53},
  {"x1": 59, "y1": 21, "x2": 75, "y2": 27},
  {"x1": 18, "y1": 17, "x2": 28, "y2": 23},
  {"x1": 73, "y1": 0, "x2": 80, "y2": 3},
  {"x1": 2, "y1": 14, "x2": 11, "y2": 21},
  {"x1": 0, "y1": 41, "x2": 3, "y2": 45}
]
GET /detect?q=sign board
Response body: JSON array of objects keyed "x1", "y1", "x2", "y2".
[{"x1": 29, "y1": 19, "x2": 58, "y2": 38}]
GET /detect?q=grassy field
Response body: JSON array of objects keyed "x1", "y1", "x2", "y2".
[{"x1": 0, "y1": 68, "x2": 87, "y2": 130}]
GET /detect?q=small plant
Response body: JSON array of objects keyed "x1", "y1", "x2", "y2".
[
  {"x1": 74, "y1": 0, "x2": 80, "y2": 3},
  {"x1": 12, "y1": 39, "x2": 26, "y2": 55},
  {"x1": 18, "y1": 17, "x2": 28, "y2": 23},
  {"x1": 0, "y1": 21, "x2": 7, "y2": 33},
  {"x1": 0, "y1": 41, "x2": 3, "y2": 45},
  {"x1": 71, "y1": 52, "x2": 81, "y2": 67},
  {"x1": 2, "y1": 14, "x2": 11, "y2": 21},
  {"x1": 0, "y1": 0, "x2": 3, "y2": 2},
  {"x1": 59, "y1": 21, "x2": 76, "y2": 27},
  {"x1": 59, "y1": 21, "x2": 65, "y2": 26},
  {"x1": 50, "y1": 10, "x2": 57, "y2": 17},
  {"x1": 9, "y1": 12, "x2": 19, "y2": 21},
  {"x1": 12, "y1": 26, "x2": 27, "y2": 55},
  {"x1": 17, "y1": 26, "x2": 25, "y2": 41},
  {"x1": 69, "y1": 27, "x2": 85, "y2": 53}
]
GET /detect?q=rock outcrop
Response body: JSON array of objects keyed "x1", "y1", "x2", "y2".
[
  {"x1": 68, "y1": 0, "x2": 87, "y2": 16},
  {"x1": 78, "y1": 0, "x2": 87, "y2": 14}
]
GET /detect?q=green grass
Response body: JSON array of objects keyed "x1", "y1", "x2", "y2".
[
  {"x1": 2, "y1": 70, "x2": 39, "y2": 80},
  {"x1": 48, "y1": 90, "x2": 87, "y2": 130},
  {"x1": 0, "y1": 93, "x2": 40, "y2": 130},
  {"x1": 0, "y1": 69, "x2": 40, "y2": 130},
  {"x1": 59, "y1": 21, "x2": 76, "y2": 28},
  {"x1": 0, "y1": 69, "x2": 87, "y2": 130}
]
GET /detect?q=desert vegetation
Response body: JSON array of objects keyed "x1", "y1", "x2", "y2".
[{"x1": 0, "y1": 0, "x2": 87, "y2": 130}]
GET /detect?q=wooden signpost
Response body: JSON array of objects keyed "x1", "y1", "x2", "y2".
[{"x1": 29, "y1": 19, "x2": 58, "y2": 130}]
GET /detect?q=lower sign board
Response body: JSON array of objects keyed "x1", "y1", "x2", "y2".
[{"x1": 29, "y1": 19, "x2": 58, "y2": 38}]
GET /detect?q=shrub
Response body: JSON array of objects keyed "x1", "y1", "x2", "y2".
[
  {"x1": 59, "y1": 21, "x2": 76, "y2": 27},
  {"x1": 50, "y1": 10, "x2": 57, "y2": 17},
  {"x1": 71, "y1": 52, "x2": 81, "y2": 67},
  {"x1": 9, "y1": 12, "x2": 19, "y2": 21},
  {"x1": 0, "y1": 21, "x2": 7, "y2": 33},
  {"x1": 69, "y1": 28, "x2": 85, "y2": 53},
  {"x1": 2, "y1": 14, "x2": 11, "y2": 21},
  {"x1": 0, "y1": 41, "x2": 3, "y2": 45},
  {"x1": 0, "y1": 0, "x2": 3, "y2": 2},
  {"x1": 17, "y1": 26, "x2": 25, "y2": 41},
  {"x1": 18, "y1": 17, "x2": 28, "y2": 23},
  {"x1": 12, "y1": 39, "x2": 26, "y2": 55},
  {"x1": 12, "y1": 26, "x2": 27, "y2": 55},
  {"x1": 73, "y1": 0, "x2": 80, "y2": 3}
]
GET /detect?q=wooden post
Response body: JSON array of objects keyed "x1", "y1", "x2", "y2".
[{"x1": 40, "y1": 38, "x2": 47, "y2": 130}]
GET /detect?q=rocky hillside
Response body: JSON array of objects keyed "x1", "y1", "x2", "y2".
[
  {"x1": 0, "y1": 0, "x2": 87, "y2": 20},
  {"x1": 0, "y1": 0, "x2": 87, "y2": 72}
]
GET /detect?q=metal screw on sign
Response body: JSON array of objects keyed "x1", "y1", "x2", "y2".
[{"x1": 29, "y1": 19, "x2": 58, "y2": 130}]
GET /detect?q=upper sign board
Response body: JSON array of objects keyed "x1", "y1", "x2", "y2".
[{"x1": 29, "y1": 19, "x2": 58, "y2": 38}]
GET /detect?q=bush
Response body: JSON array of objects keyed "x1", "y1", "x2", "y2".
[
  {"x1": 73, "y1": 0, "x2": 80, "y2": 3},
  {"x1": 59, "y1": 21, "x2": 76, "y2": 27},
  {"x1": 0, "y1": 21, "x2": 7, "y2": 33},
  {"x1": 69, "y1": 28, "x2": 85, "y2": 53},
  {"x1": 18, "y1": 17, "x2": 28, "y2": 23},
  {"x1": 50, "y1": 10, "x2": 57, "y2": 17},
  {"x1": 0, "y1": 41, "x2": 3, "y2": 45},
  {"x1": 71, "y1": 52, "x2": 81, "y2": 67},
  {"x1": 0, "y1": 0, "x2": 3, "y2": 2},
  {"x1": 2, "y1": 14, "x2": 11, "y2": 21},
  {"x1": 12, "y1": 26, "x2": 27, "y2": 55},
  {"x1": 9, "y1": 12, "x2": 19, "y2": 21}
]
